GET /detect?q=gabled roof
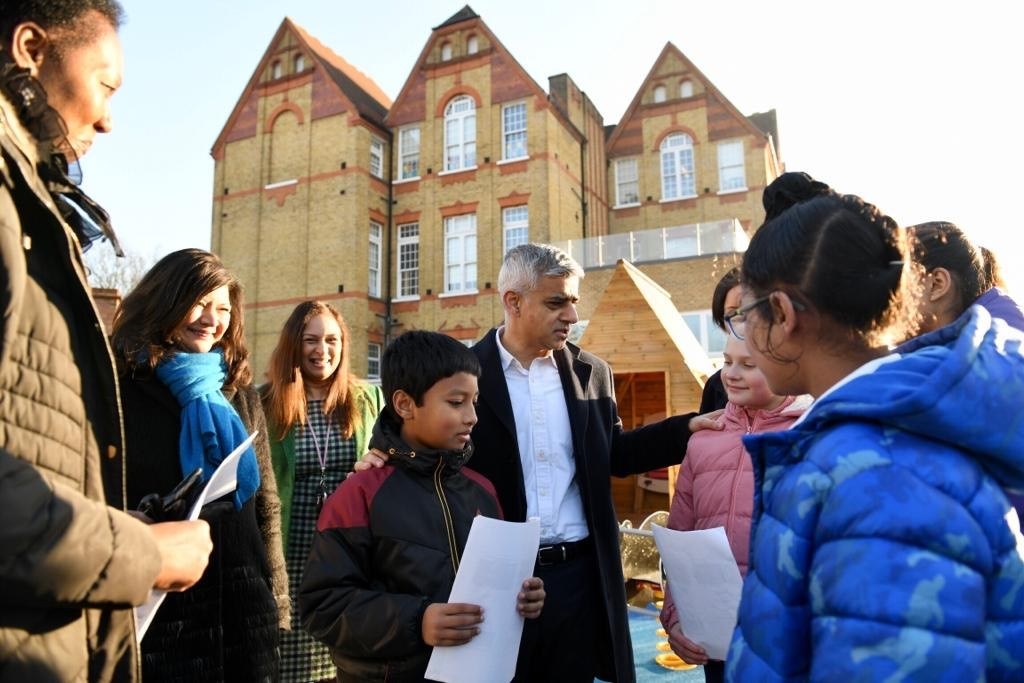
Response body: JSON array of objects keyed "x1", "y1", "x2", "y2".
[
  {"x1": 580, "y1": 259, "x2": 713, "y2": 385},
  {"x1": 211, "y1": 18, "x2": 391, "y2": 158},
  {"x1": 291, "y1": 21, "x2": 391, "y2": 124},
  {"x1": 606, "y1": 42, "x2": 770, "y2": 155},
  {"x1": 386, "y1": 8, "x2": 584, "y2": 142},
  {"x1": 434, "y1": 5, "x2": 479, "y2": 30}
]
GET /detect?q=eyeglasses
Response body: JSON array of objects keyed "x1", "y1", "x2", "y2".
[{"x1": 725, "y1": 292, "x2": 806, "y2": 340}]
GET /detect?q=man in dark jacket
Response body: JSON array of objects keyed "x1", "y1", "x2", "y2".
[
  {"x1": 0, "y1": 2, "x2": 211, "y2": 680},
  {"x1": 469, "y1": 243, "x2": 716, "y2": 682}
]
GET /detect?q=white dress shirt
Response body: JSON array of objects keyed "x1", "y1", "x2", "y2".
[{"x1": 496, "y1": 327, "x2": 589, "y2": 543}]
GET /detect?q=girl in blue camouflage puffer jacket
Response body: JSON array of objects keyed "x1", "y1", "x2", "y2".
[{"x1": 724, "y1": 172, "x2": 1024, "y2": 682}]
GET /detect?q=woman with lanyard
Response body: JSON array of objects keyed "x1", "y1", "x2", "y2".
[
  {"x1": 113, "y1": 248, "x2": 288, "y2": 681},
  {"x1": 262, "y1": 301, "x2": 384, "y2": 682}
]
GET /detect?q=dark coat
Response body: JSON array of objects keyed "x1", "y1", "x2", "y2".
[
  {"x1": 300, "y1": 411, "x2": 502, "y2": 682},
  {"x1": 121, "y1": 371, "x2": 286, "y2": 683},
  {"x1": 471, "y1": 329, "x2": 694, "y2": 682},
  {"x1": 0, "y1": 92, "x2": 160, "y2": 682}
]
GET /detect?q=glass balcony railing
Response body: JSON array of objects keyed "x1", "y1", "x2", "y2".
[{"x1": 552, "y1": 219, "x2": 748, "y2": 269}]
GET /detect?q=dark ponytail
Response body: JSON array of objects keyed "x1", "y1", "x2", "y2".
[
  {"x1": 910, "y1": 222, "x2": 986, "y2": 315},
  {"x1": 742, "y1": 172, "x2": 920, "y2": 351}
]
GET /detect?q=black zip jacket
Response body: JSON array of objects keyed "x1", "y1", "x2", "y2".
[{"x1": 298, "y1": 412, "x2": 502, "y2": 681}]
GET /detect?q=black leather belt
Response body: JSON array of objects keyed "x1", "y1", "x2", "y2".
[{"x1": 537, "y1": 537, "x2": 591, "y2": 567}]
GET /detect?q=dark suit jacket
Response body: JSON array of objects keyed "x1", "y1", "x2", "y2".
[{"x1": 471, "y1": 329, "x2": 694, "y2": 682}]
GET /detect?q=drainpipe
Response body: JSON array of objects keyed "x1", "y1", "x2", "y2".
[
  {"x1": 383, "y1": 128, "x2": 395, "y2": 345},
  {"x1": 579, "y1": 132, "x2": 588, "y2": 239}
]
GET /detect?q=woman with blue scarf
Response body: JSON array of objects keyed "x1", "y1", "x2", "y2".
[{"x1": 113, "y1": 249, "x2": 289, "y2": 682}]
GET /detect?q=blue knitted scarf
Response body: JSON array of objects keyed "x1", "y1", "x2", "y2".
[{"x1": 155, "y1": 349, "x2": 260, "y2": 509}]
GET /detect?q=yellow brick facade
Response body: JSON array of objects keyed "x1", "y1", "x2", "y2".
[{"x1": 211, "y1": 11, "x2": 781, "y2": 378}]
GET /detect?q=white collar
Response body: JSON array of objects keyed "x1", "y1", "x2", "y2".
[{"x1": 495, "y1": 326, "x2": 558, "y2": 372}]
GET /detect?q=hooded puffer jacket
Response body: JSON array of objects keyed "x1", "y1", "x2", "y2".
[
  {"x1": 660, "y1": 395, "x2": 808, "y2": 635},
  {"x1": 299, "y1": 411, "x2": 502, "y2": 682},
  {"x1": 728, "y1": 306, "x2": 1024, "y2": 682}
]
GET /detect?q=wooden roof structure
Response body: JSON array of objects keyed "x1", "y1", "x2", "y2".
[{"x1": 579, "y1": 259, "x2": 713, "y2": 418}]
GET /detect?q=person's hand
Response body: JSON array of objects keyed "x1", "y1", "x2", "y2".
[
  {"x1": 688, "y1": 409, "x2": 724, "y2": 433},
  {"x1": 350, "y1": 447, "x2": 390, "y2": 474},
  {"x1": 516, "y1": 577, "x2": 545, "y2": 619},
  {"x1": 667, "y1": 621, "x2": 708, "y2": 665},
  {"x1": 150, "y1": 520, "x2": 213, "y2": 592},
  {"x1": 421, "y1": 602, "x2": 483, "y2": 646}
]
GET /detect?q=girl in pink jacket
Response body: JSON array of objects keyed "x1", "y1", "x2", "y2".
[{"x1": 660, "y1": 328, "x2": 809, "y2": 682}]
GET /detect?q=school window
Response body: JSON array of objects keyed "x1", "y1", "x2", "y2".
[
  {"x1": 444, "y1": 96, "x2": 476, "y2": 171},
  {"x1": 681, "y1": 310, "x2": 728, "y2": 359},
  {"x1": 270, "y1": 61, "x2": 282, "y2": 79},
  {"x1": 294, "y1": 53, "x2": 305, "y2": 72},
  {"x1": 440, "y1": 42, "x2": 452, "y2": 61},
  {"x1": 367, "y1": 342, "x2": 382, "y2": 379},
  {"x1": 368, "y1": 221, "x2": 382, "y2": 297},
  {"x1": 444, "y1": 214, "x2": 477, "y2": 293},
  {"x1": 467, "y1": 35, "x2": 479, "y2": 54},
  {"x1": 397, "y1": 223, "x2": 420, "y2": 298},
  {"x1": 653, "y1": 84, "x2": 667, "y2": 103},
  {"x1": 615, "y1": 158, "x2": 640, "y2": 206},
  {"x1": 680, "y1": 80, "x2": 694, "y2": 97},
  {"x1": 398, "y1": 126, "x2": 420, "y2": 180},
  {"x1": 502, "y1": 102, "x2": 527, "y2": 160},
  {"x1": 718, "y1": 140, "x2": 746, "y2": 192},
  {"x1": 661, "y1": 133, "x2": 696, "y2": 200},
  {"x1": 502, "y1": 206, "x2": 529, "y2": 254},
  {"x1": 369, "y1": 137, "x2": 384, "y2": 179}
]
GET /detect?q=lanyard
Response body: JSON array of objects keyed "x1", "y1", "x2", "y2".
[{"x1": 309, "y1": 411, "x2": 334, "y2": 515}]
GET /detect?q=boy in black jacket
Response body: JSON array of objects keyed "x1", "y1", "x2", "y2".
[{"x1": 299, "y1": 331, "x2": 545, "y2": 681}]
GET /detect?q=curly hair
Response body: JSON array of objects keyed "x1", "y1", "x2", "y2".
[{"x1": 0, "y1": 0, "x2": 124, "y2": 50}]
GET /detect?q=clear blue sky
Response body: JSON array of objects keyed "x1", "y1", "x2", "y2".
[{"x1": 83, "y1": 0, "x2": 1023, "y2": 294}]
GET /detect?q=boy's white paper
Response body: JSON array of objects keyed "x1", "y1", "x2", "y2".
[
  {"x1": 425, "y1": 516, "x2": 540, "y2": 683},
  {"x1": 651, "y1": 524, "x2": 743, "y2": 661},
  {"x1": 134, "y1": 432, "x2": 257, "y2": 642}
]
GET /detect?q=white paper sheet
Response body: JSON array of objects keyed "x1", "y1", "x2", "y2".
[
  {"x1": 651, "y1": 524, "x2": 743, "y2": 661},
  {"x1": 134, "y1": 432, "x2": 256, "y2": 642},
  {"x1": 425, "y1": 516, "x2": 540, "y2": 683}
]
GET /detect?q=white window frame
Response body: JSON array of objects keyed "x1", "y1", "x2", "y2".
[
  {"x1": 396, "y1": 223, "x2": 420, "y2": 299},
  {"x1": 717, "y1": 140, "x2": 747, "y2": 193},
  {"x1": 680, "y1": 80, "x2": 694, "y2": 98},
  {"x1": 367, "y1": 342, "x2": 382, "y2": 379},
  {"x1": 501, "y1": 101, "x2": 528, "y2": 161},
  {"x1": 271, "y1": 61, "x2": 282, "y2": 79},
  {"x1": 660, "y1": 133, "x2": 696, "y2": 201},
  {"x1": 467, "y1": 35, "x2": 479, "y2": 54},
  {"x1": 368, "y1": 221, "x2": 382, "y2": 297},
  {"x1": 681, "y1": 310, "x2": 727, "y2": 361},
  {"x1": 614, "y1": 158, "x2": 640, "y2": 207},
  {"x1": 369, "y1": 137, "x2": 384, "y2": 179},
  {"x1": 440, "y1": 42, "x2": 453, "y2": 61},
  {"x1": 443, "y1": 96, "x2": 476, "y2": 172},
  {"x1": 397, "y1": 126, "x2": 420, "y2": 181},
  {"x1": 443, "y1": 214, "x2": 477, "y2": 294},
  {"x1": 294, "y1": 53, "x2": 305, "y2": 73},
  {"x1": 653, "y1": 85, "x2": 667, "y2": 103},
  {"x1": 502, "y1": 206, "x2": 529, "y2": 254}
]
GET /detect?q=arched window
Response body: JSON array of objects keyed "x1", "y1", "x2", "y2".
[
  {"x1": 679, "y1": 80, "x2": 694, "y2": 97},
  {"x1": 444, "y1": 96, "x2": 476, "y2": 171},
  {"x1": 271, "y1": 60, "x2": 282, "y2": 79},
  {"x1": 653, "y1": 84, "x2": 667, "y2": 103},
  {"x1": 294, "y1": 53, "x2": 305, "y2": 72},
  {"x1": 441, "y1": 42, "x2": 453, "y2": 61},
  {"x1": 467, "y1": 35, "x2": 479, "y2": 54},
  {"x1": 661, "y1": 133, "x2": 696, "y2": 200}
]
